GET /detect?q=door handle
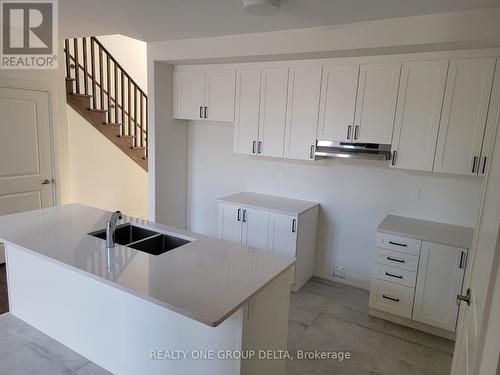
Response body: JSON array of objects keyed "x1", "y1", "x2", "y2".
[
  {"x1": 389, "y1": 241, "x2": 407, "y2": 247},
  {"x1": 382, "y1": 294, "x2": 400, "y2": 302},
  {"x1": 385, "y1": 272, "x2": 403, "y2": 279},
  {"x1": 481, "y1": 156, "x2": 487, "y2": 174},
  {"x1": 346, "y1": 125, "x2": 352, "y2": 140},
  {"x1": 258, "y1": 141, "x2": 262, "y2": 154},
  {"x1": 42, "y1": 179, "x2": 51, "y2": 185},
  {"x1": 204, "y1": 106, "x2": 208, "y2": 119},
  {"x1": 291, "y1": 219, "x2": 296, "y2": 233},
  {"x1": 242, "y1": 210, "x2": 247, "y2": 223},
  {"x1": 237, "y1": 208, "x2": 241, "y2": 222},
  {"x1": 387, "y1": 256, "x2": 405, "y2": 263},
  {"x1": 252, "y1": 141, "x2": 256, "y2": 154},
  {"x1": 391, "y1": 151, "x2": 397, "y2": 166},
  {"x1": 199, "y1": 106, "x2": 203, "y2": 119},
  {"x1": 457, "y1": 288, "x2": 471, "y2": 306}
]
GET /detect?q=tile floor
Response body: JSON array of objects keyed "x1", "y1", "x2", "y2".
[{"x1": 0, "y1": 264, "x2": 453, "y2": 375}]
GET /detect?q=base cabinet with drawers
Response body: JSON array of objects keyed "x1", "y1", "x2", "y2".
[
  {"x1": 369, "y1": 219, "x2": 471, "y2": 338},
  {"x1": 218, "y1": 192, "x2": 319, "y2": 292}
]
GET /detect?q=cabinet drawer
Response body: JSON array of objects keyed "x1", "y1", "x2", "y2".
[
  {"x1": 369, "y1": 279, "x2": 414, "y2": 319},
  {"x1": 376, "y1": 232, "x2": 421, "y2": 255},
  {"x1": 374, "y1": 248, "x2": 419, "y2": 272},
  {"x1": 372, "y1": 263, "x2": 417, "y2": 287}
]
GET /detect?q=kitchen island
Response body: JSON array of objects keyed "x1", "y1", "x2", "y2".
[{"x1": 0, "y1": 204, "x2": 295, "y2": 375}]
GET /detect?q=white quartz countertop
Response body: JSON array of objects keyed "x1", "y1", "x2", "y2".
[
  {"x1": 218, "y1": 192, "x2": 319, "y2": 215},
  {"x1": 378, "y1": 215, "x2": 474, "y2": 249},
  {"x1": 0, "y1": 204, "x2": 295, "y2": 327}
]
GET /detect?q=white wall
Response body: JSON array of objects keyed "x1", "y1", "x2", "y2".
[
  {"x1": 66, "y1": 107, "x2": 148, "y2": 217},
  {"x1": 187, "y1": 122, "x2": 483, "y2": 288}
]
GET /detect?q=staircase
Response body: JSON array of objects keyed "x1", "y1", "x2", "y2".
[{"x1": 64, "y1": 37, "x2": 148, "y2": 171}]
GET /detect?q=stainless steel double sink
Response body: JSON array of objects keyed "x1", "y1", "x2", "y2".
[{"x1": 88, "y1": 223, "x2": 191, "y2": 255}]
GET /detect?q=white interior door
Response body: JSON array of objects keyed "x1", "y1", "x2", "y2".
[
  {"x1": 268, "y1": 212, "x2": 297, "y2": 258},
  {"x1": 176, "y1": 70, "x2": 205, "y2": 120},
  {"x1": 317, "y1": 64, "x2": 359, "y2": 142},
  {"x1": 354, "y1": 62, "x2": 401, "y2": 144},
  {"x1": 451, "y1": 77, "x2": 500, "y2": 375},
  {"x1": 242, "y1": 207, "x2": 269, "y2": 251},
  {"x1": 434, "y1": 58, "x2": 496, "y2": 175},
  {"x1": 284, "y1": 66, "x2": 322, "y2": 160},
  {"x1": 234, "y1": 69, "x2": 261, "y2": 155},
  {"x1": 217, "y1": 203, "x2": 242, "y2": 244},
  {"x1": 205, "y1": 70, "x2": 235, "y2": 122},
  {"x1": 0, "y1": 86, "x2": 54, "y2": 263},
  {"x1": 258, "y1": 68, "x2": 288, "y2": 158},
  {"x1": 391, "y1": 60, "x2": 448, "y2": 171}
]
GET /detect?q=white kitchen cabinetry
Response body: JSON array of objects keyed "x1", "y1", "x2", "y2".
[
  {"x1": 284, "y1": 66, "x2": 322, "y2": 160},
  {"x1": 317, "y1": 65, "x2": 359, "y2": 142},
  {"x1": 413, "y1": 242, "x2": 467, "y2": 331},
  {"x1": 233, "y1": 68, "x2": 288, "y2": 157},
  {"x1": 218, "y1": 192, "x2": 319, "y2": 292},
  {"x1": 390, "y1": 60, "x2": 448, "y2": 171},
  {"x1": 434, "y1": 58, "x2": 496, "y2": 175},
  {"x1": 174, "y1": 69, "x2": 235, "y2": 122},
  {"x1": 369, "y1": 215, "x2": 473, "y2": 339},
  {"x1": 354, "y1": 63, "x2": 401, "y2": 144}
]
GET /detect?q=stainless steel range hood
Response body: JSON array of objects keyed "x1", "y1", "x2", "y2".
[{"x1": 315, "y1": 140, "x2": 392, "y2": 161}]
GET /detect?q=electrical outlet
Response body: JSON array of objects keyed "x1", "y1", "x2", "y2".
[
  {"x1": 410, "y1": 187, "x2": 421, "y2": 200},
  {"x1": 334, "y1": 265, "x2": 346, "y2": 279}
]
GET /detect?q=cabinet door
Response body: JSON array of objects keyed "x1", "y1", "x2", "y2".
[
  {"x1": 391, "y1": 60, "x2": 448, "y2": 171},
  {"x1": 413, "y1": 242, "x2": 467, "y2": 331},
  {"x1": 234, "y1": 69, "x2": 261, "y2": 155},
  {"x1": 218, "y1": 203, "x2": 242, "y2": 244},
  {"x1": 434, "y1": 58, "x2": 496, "y2": 175},
  {"x1": 176, "y1": 70, "x2": 205, "y2": 120},
  {"x1": 268, "y1": 212, "x2": 297, "y2": 258},
  {"x1": 258, "y1": 68, "x2": 289, "y2": 158},
  {"x1": 242, "y1": 207, "x2": 269, "y2": 251},
  {"x1": 205, "y1": 70, "x2": 236, "y2": 122},
  {"x1": 317, "y1": 64, "x2": 359, "y2": 142},
  {"x1": 284, "y1": 66, "x2": 322, "y2": 160},
  {"x1": 354, "y1": 63, "x2": 401, "y2": 144}
]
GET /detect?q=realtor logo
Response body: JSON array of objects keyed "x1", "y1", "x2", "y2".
[{"x1": 1, "y1": 0, "x2": 58, "y2": 69}]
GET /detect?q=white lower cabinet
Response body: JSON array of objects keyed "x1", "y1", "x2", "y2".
[
  {"x1": 218, "y1": 192, "x2": 319, "y2": 291},
  {"x1": 369, "y1": 230, "x2": 469, "y2": 336},
  {"x1": 413, "y1": 242, "x2": 467, "y2": 331}
]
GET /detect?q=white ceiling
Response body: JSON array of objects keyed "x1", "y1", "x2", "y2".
[{"x1": 60, "y1": 0, "x2": 500, "y2": 42}]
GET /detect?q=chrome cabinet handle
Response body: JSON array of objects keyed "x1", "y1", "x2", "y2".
[
  {"x1": 199, "y1": 106, "x2": 203, "y2": 119},
  {"x1": 457, "y1": 288, "x2": 471, "y2": 306},
  {"x1": 354, "y1": 125, "x2": 359, "y2": 140},
  {"x1": 346, "y1": 125, "x2": 352, "y2": 140},
  {"x1": 472, "y1": 156, "x2": 478, "y2": 174},
  {"x1": 242, "y1": 210, "x2": 247, "y2": 223},
  {"x1": 204, "y1": 106, "x2": 208, "y2": 119},
  {"x1": 237, "y1": 208, "x2": 241, "y2": 222},
  {"x1": 309, "y1": 145, "x2": 315, "y2": 159},
  {"x1": 42, "y1": 179, "x2": 51, "y2": 185},
  {"x1": 291, "y1": 219, "x2": 296, "y2": 233},
  {"x1": 258, "y1": 141, "x2": 262, "y2": 154},
  {"x1": 252, "y1": 141, "x2": 256, "y2": 154},
  {"x1": 382, "y1": 294, "x2": 400, "y2": 302},
  {"x1": 391, "y1": 151, "x2": 397, "y2": 166}
]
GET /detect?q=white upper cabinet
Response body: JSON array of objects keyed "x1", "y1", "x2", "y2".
[
  {"x1": 354, "y1": 63, "x2": 401, "y2": 144},
  {"x1": 391, "y1": 60, "x2": 448, "y2": 171},
  {"x1": 284, "y1": 66, "x2": 322, "y2": 160},
  {"x1": 174, "y1": 69, "x2": 235, "y2": 122},
  {"x1": 317, "y1": 64, "x2": 359, "y2": 142},
  {"x1": 413, "y1": 242, "x2": 466, "y2": 331},
  {"x1": 258, "y1": 68, "x2": 289, "y2": 158},
  {"x1": 434, "y1": 58, "x2": 496, "y2": 175},
  {"x1": 174, "y1": 70, "x2": 205, "y2": 120},
  {"x1": 234, "y1": 69, "x2": 261, "y2": 155}
]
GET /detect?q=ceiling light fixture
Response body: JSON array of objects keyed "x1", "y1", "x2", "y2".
[{"x1": 243, "y1": 0, "x2": 281, "y2": 15}]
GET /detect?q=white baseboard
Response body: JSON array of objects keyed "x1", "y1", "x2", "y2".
[{"x1": 312, "y1": 273, "x2": 370, "y2": 291}]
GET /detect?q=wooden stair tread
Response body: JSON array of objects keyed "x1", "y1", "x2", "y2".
[
  {"x1": 132, "y1": 146, "x2": 147, "y2": 150},
  {"x1": 70, "y1": 93, "x2": 92, "y2": 98},
  {"x1": 118, "y1": 135, "x2": 134, "y2": 138},
  {"x1": 89, "y1": 108, "x2": 109, "y2": 113},
  {"x1": 106, "y1": 123, "x2": 123, "y2": 126},
  {"x1": 65, "y1": 77, "x2": 75, "y2": 81}
]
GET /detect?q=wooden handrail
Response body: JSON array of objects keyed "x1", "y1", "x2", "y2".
[{"x1": 64, "y1": 37, "x2": 148, "y2": 145}]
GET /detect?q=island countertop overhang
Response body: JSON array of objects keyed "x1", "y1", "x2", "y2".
[{"x1": 0, "y1": 204, "x2": 295, "y2": 327}]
